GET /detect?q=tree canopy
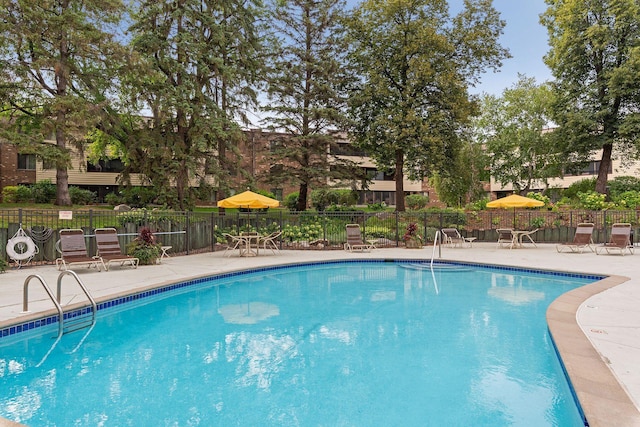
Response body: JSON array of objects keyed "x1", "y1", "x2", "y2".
[
  {"x1": 475, "y1": 75, "x2": 562, "y2": 193},
  {"x1": 0, "y1": 0, "x2": 127, "y2": 205},
  {"x1": 123, "y1": 0, "x2": 265, "y2": 209},
  {"x1": 542, "y1": 0, "x2": 640, "y2": 194},
  {"x1": 344, "y1": 0, "x2": 509, "y2": 211},
  {"x1": 262, "y1": 0, "x2": 364, "y2": 211}
]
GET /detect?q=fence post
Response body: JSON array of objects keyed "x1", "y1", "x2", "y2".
[
  {"x1": 395, "y1": 211, "x2": 399, "y2": 247},
  {"x1": 18, "y1": 208, "x2": 23, "y2": 225},
  {"x1": 186, "y1": 211, "x2": 190, "y2": 255},
  {"x1": 211, "y1": 212, "x2": 215, "y2": 252}
]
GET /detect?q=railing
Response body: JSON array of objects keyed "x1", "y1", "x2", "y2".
[{"x1": 2, "y1": 208, "x2": 640, "y2": 264}]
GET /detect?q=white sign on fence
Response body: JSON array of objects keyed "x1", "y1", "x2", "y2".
[{"x1": 58, "y1": 211, "x2": 73, "y2": 220}]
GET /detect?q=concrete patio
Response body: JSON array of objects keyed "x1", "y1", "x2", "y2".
[{"x1": 1, "y1": 242, "x2": 639, "y2": 426}]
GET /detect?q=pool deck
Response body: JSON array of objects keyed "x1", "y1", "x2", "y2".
[{"x1": 1, "y1": 243, "x2": 639, "y2": 427}]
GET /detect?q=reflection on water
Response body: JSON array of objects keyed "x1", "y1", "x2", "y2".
[{"x1": 0, "y1": 262, "x2": 592, "y2": 426}]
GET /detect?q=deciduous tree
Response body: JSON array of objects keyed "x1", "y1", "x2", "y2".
[
  {"x1": 344, "y1": 0, "x2": 508, "y2": 211},
  {"x1": 475, "y1": 75, "x2": 562, "y2": 193},
  {"x1": 542, "y1": 0, "x2": 640, "y2": 194}
]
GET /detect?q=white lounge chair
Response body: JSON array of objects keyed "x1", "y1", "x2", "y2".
[
  {"x1": 344, "y1": 224, "x2": 374, "y2": 252},
  {"x1": 595, "y1": 223, "x2": 634, "y2": 256}
]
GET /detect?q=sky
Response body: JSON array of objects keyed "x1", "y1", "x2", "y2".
[{"x1": 345, "y1": 0, "x2": 553, "y2": 97}]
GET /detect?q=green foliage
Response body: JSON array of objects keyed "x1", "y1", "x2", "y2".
[
  {"x1": 367, "y1": 202, "x2": 386, "y2": 211},
  {"x1": 466, "y1": 198, "x2": 488, "y2": 211},
  {"x1": 282, "y1": 223, "x2": 323, "y2": 242},
  {"x1": 104, "y1": 192, "x2": 122, "y2": 206},
  {"x1": 69, "y1": 187, "x2": 96, "y2": 205},
  {"x1": 345, "y1": 0, "x2": 508, "y2": 211},
  {"x1": 476, "y1": 77, "x2": 561, "y2": 193},
  {"x1": 525, "y1": 192, "x2": 550, "y2": 206},
  {"x1": 263, "y1": 0, "x2": 361, "y2": 212},
  {"x1": 31, "y1": 180, "x2": 56, "y2": 204},
  {"x1": 0, "y1": 257, "x2": 8, "y2": 272},
  {"x1": 608, "y1": 176, "x2": 640, "y2": 198},
  {"x1": 118, "y1": 187, "x2": 157, "y2": 208},
  {"x1": 284, "y1": 192, "x2": 299, "y2": 211},
  {"x1": 530, "y1": 217, "x2": 546, "y2": 229},
  {"x1": 563, "y1": 178, "x2": 596, "y2": 200},
  {"x1": 613, "y1": 191, "x2": 640, "y2": 209},
  {"x1": 542, "y1": 1, "x2": 640, "y2": 194},
  {"x1": 0, "y1": 0, "x2": 127, "y2": 206},
  {"x1": 2, "y1": 186, "x2": 20, "y2": 203},
  {"x1": 310, "y1": 189, "x2": 335, "y2": 211},
  {"x1": 577, "y1": 191, "x2": 606, "y2": 210},
  {"x1": 126, "y1": 227, "x2": 161, "y2": 265},
  {"x1": 405, "y1": 194, "x2": 429, "y2": 210}
]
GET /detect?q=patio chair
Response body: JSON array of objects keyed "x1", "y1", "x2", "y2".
[
  {"x1": 95, "y1": 228, "x2": 139, "y2": 270},
  {"x1": 496, "y1": 228, "x2": 516, "y2": 249},
  {"x1": 55, "y1": 229, "x2": 105, "y2": 271},
  {"x1": 517, "y1": 228, "x2": 539, "y2": 247},
  {"x1": 344, "y1": 224, "x2": 374, "y2": 252},
  {"x1": 595, "y1": 223, "x2": 634, "y2": 256},
  {"x1": 223, "y1": 233, "x2": 244, "y2": 257},
  {"x1": 441, "y1": 228, "x2": 475, "y2": 248},
  {"x1": 556, "y1": 223, "x2": 594, "y2": 253},
  {"x1": 260, "y1": 231, "x2": 282, "y2": 254}
]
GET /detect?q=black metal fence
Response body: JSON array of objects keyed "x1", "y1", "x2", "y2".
[{"x1": 2, "y1": 208, "x2": 639, "y2": 265}]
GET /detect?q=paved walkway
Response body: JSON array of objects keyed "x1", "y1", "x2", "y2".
[{"x1": 1, "y1": 243, "x2": 639, "y2": 426}]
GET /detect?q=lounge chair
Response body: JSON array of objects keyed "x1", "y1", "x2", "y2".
[
  {"x1": 55, "y1": 229, "x2": 105, "y2": 271},
  {"x1": 496, "y1": 228, "x2": 516, "y2": 249},
  {"x1": 441, "y1": 228, "x2": 475, "y2": 248},
  {"x1": 260, "y1": 231, "x2": 282, "y2": 254},
  {"x1": 595, "y1": 223, "x2": 634, "y2": 256},
  {"x1": 95, "y1": 228, "x2": 139, "y2": 270},
  {"x1": 556, "y1": 223, "x2": 594, "y2": 253},
  {"x1": 344, "y1": 224, "x2": 374, "y2": 252}
]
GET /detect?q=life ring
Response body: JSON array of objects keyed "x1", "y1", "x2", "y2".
[{"x1": 6, "y1": 236, "x2": 37, "y2": 261}]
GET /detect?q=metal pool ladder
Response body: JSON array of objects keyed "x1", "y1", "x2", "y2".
[
  {"x1": 431, "y1": 230, "x2": 442, "y2": 268},
  {"x1": 23, "y1": 270, "x2": 98, "y2": 338}
]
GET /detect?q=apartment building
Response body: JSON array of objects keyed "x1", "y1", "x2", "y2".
[{"x1": 1, "y1": 129, "x2": 428, "y2": 206}]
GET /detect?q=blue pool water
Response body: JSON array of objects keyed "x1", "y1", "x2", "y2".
[{"x1": 0, "y1": 261, "x2": 596, "y2": 426}]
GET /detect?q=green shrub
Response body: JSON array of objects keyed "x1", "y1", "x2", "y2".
[
  {"x1": 0, "y1": 257, "x2": 8, "y2": 272},
  {"x1": 105, "y1": 192, "x2": 123, "y2": 206},
  {"x1": 608, "y1": 176, "x2": 640, "y2": 198},
  {"x1": 69, "y1": 186, "x2": 96, "y2": 205},
  {"x1": 310, "y1": 189, "x2": 335, "y2": 211},
  {"x1": 284, "y1": 192, "x2": 299, "y2": 211},
  {"x1": 406, "y1": 194, "x2": 429, "y2": 210},
  {"x1": 31, "y1": 180, "x2": 56, "y2": 203},
  {"x1": 577, "y1": 191, "x2": 606, "y2": 210},
  {"x1": 613, "y1": 190, "x2": 640, "y2": 209},
  {"x1": 282, "y1": 222, "x2": 323, "y2": 242},
  {"x1": 563, "y1": 178, "x2": 596, "y2": 200},
  {"x1": 525, "y1": 192, "x2": 550, "y2": 207},
  {"x1": 1, "y1": 186, "x2": 20, "y2": 203}
]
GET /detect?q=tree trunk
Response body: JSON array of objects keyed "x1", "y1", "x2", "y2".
[
  {"x1": 395, "y1": 148, "x2": 405, "y2": 212},
  {"x1": 297, "y1": 182, "x2": 308, "y2": 211},
  {"x1": 595, "y1": 143, "x2": 612, "y2": 195}
]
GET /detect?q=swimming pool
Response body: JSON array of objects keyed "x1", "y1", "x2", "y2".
[{"x1": 0, "y1": 260, "x2": 598, "y2": 426}]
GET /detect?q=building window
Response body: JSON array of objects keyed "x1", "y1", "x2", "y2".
[
  {"x1": 87, "y1": 159, "x2": 125, "y2": 173},
  {"x1": 565, "y1": 161, "x2": 612, "y2": 176},
  {"x1": 17, "y1": 154, "x2": 36, "y2": 170}
]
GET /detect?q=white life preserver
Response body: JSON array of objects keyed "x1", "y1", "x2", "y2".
[{"x1": 6, "y1": 235, "x2": 37, "y2": 261}]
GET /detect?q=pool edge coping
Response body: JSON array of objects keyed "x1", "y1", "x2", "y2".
[{"x1": 547, "y1": 274, "x2": 640, "y2": 427}]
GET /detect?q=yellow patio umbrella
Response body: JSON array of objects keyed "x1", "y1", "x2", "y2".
[
  {"x1": 487, "y1": 194, "x2": 544, "y2": 228},
  {"x1": 217, "y1": 190, "x2": 280, "y2": 209}
]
